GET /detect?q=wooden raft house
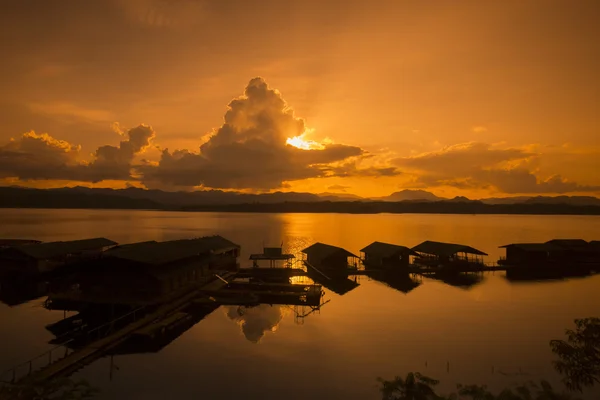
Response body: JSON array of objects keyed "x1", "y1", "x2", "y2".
[
  {"x1": 411, "y1": 240, "x2": 487, "y2": 272},
  {"x1": 360, "y1": 241, "x2": 418, "y2": 271},
  {"x1": 249, "y1": 245, "x2": 295, "y2": 268},
  {"x1": 499, "y1": 239, "x2": 600, "y2": 271},
  {"x1": 0, "y1": 238, "x2": 117, "y2": 277},
  {"x1": 301, "y1": 242, "x2": 359, "y2": 278},
  {"x1": 0, "y1": 239, "x2": 42, "y2": 250},
  {"x1": 46, "y1": 235, "x2": 240, "y2": 309}
]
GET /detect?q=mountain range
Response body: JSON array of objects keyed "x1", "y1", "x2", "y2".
[{"x1": 1, "y1": 186, "x2": 600, "y2": 209}]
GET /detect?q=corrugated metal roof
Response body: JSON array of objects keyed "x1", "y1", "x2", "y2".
[
  {"x1": 301, "y1": 242, "x2": 358, "y2": 259},
  {"x1": 105, "y1": 235, "x2": 240, "y2": 266},
  {"x1": 360, "y1": 241, "x2": 418, "y2": 258},
  {"x1": 0, "y1": 239, "x2": 42, "y2": 247},
  {"x1": 412, "y1": 241, "x2": 488, "y2": 256},
  {"x1": 498, "y1": 243, "x2": 561, "y2": 252},
  {"x1": 10, "y1": 238, "x2": 117, "y2": 260}
]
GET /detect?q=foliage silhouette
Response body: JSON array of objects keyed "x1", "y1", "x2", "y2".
[
  {"x1": 550, "y1": 317, "x2": 600, "y2": 392},
  {"x1": 0, "y1": 378, "x2": 98, "y2": 399},
  {"x1": 377, "y1": 376, "x2": 582, "y2": 400},
  {"x1": 377, "y1": 372, "x2": 441, "y2": 400}
]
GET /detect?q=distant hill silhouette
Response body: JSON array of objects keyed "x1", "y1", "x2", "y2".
[
  {"x1": 371, "y1": 189, "x2": 443, "y2": 202},
  {"x1": 1, "y1": 186, "x2": 599, "y2": 215}
]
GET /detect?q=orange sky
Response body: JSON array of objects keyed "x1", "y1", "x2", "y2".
[{"x1": 0, "y1": 0, "x2": 598, "y2": 198}]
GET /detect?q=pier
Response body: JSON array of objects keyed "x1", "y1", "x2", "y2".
[{"x1": 0, "y1": 272, "x2": 235, "y2": 385}]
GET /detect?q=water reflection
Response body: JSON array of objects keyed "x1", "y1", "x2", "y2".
[
  {"x1": 366, "y1": 271, "x2": 422, "y2": 294},
  {"x1": 425, "y1": 272, "x2": 485, "y2": 289},
  {"x1": 225, "y1": 304, "x2": 288, "y2": 343},
  {"x1": 505, "y1": 268, "x2": 598, "y2": 283}
]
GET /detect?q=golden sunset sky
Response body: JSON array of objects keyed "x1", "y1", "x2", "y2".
[{"x1": 0, "y1": 0, "x2": 598, "y2": 198}]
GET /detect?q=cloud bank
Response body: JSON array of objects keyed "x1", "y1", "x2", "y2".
[
  {"x1": 0, "y1": 125, "x2": 155, "y2": 182},
  {"x1": 0, "y1": 78, "x2": 598, "y2": 196},
  {"x1": 394, "y1": 142, "x2": 600, "y2": 194}
]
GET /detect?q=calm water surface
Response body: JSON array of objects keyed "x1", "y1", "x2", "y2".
[{"x1": 1, "y1": 209, "x2": 599, "y2": 399}]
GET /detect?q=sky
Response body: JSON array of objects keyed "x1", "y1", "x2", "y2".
[{"x1": 0, "y1": 0, "x2": 598, "y2": 198}]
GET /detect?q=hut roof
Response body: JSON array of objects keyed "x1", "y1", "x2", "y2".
[
  {"x1": 412, "y1": 241, "x2": 488, "y2": 257},
  {"x1": 301, "y1": 242, "x2": 358, "y2": 259},
  {"x1": 499, "y1": 243, "x2": 562, "y2": 252},
  {"x1": 360, "y1": 241, "x2": 418, "y2": 258},
  {"x1": 0, "y1": 239, "x2": 42, "y2": 247},
  {"x1": 105, "y1": 235, "x2": 239, "y2": 266},
  {"x1": 9, "y1": 238, "x2": 117, "y2": 260},
  {"x1": 545, "y1": 239, "x2": 589, "y2": 249}
]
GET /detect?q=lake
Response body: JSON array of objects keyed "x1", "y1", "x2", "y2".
[{"x1": 1, "y1": 209, "x2": 599, "y2": 399}]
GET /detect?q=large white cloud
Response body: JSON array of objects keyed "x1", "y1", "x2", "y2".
[{"x1": 139, "y1": 77, "x2": 394, "y2": 189}]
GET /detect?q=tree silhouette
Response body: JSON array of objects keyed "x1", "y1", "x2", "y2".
[
  {"x1": 550, "y1": 317, "x2": 600, "y2": 392},
  {"x1": 377, "y1": 376, "x2": 581, "y2": 400},
  {"x1": 377, "y1": 372, "x2": 440, "y2": 400},
  {"x1": 0, "y1": 378, "x2": 98, "y2": 399}
]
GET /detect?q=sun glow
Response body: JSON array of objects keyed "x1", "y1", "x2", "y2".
[{"x1": 286, "y1": 133, "x2": 325, "y2": 150}]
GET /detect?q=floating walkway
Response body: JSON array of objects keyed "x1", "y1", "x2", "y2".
[{"x1": 0, "y1": 272, "x2": 236, "y2": 386}]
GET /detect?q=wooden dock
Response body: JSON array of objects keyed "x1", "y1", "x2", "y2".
[{"x1": 0, "y1": 272, "x2": 236, "y2": 387}]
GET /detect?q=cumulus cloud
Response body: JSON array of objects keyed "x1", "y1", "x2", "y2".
[
  {"x1": 394, "y1": 142, "x2": 600, "y2": 194},
  {"x1": 0, "y1": 125, "x2": 155, "y2": 182},
  {"x1": 140, "y1": 77, "x2": 394, "y2": 189},
  {"x1": 225, "y1": 304, "x2": 287, "y2": 343}
]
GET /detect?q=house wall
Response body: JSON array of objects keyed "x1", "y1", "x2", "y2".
[
  {"x1": 306, "y1": 253, "x2": 325, "y2": 268},
  {"x1": 384, "y1": 253, "x2": 411, "y2": 268},
  {"x1": 506, "y1": 247, "x2": 550, "y2": 264},
  {"x1": 322, "y1": 253, "x2": 350, "y2": 270},
  {"x1": 207, "y1": 249, "x2": 239, "y2": 271}
]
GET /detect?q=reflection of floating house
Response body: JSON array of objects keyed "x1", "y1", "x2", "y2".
[
  {"x1": 301, "y1": 242, "x2": 359, "y2": 277},
  {"x1": 0, "y1": 279, "x2": 49, "y2": 306},
  {"x1": 360, "y1": 242, "x2": 417, "y2": 271},
  {"x1": 366, "y1": 271, "x2": 421, "y2": 294},
  {"x1": 428, "y1": 273, "x2": 484, "y2": 289},
  {"x1": 307, "y1": 271, "x2": 360, "y2": 295},
  {"x1": 0, "y1": 238, "x2": 117, "y2": 277},
  {"x1": 46, "y1": 236, "x2": 240, "y2": 308},
  {"x1": 412, "y1": 241, "x2": 487, "y2": 271}
]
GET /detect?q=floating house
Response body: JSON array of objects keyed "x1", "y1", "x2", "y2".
[
  {"x1": 301, "y1": 242, "x2": 359, "y2": 276},
  {"x1": 0, "y1": 239, "x2": 41, "y2": 249},
  {"x1": 499, "y1": 239, "x2": 600, "y2": 268},
  {"x1": 0, "y1": 238, "x2": 117, "y2": 277},
  {"x1": 46, "y1": 235, "x2": 240, "y2": 307},
  {"x1": 360, "y1": 241, "x2": 417, "y2": 270},
  {"x1": 411, "y1": 241, "x2": 487, "y2": 270},
  {"x1": 498, "y1": 243, "x2": 559, "y2": 266},
  {"x1": 249, "y1": 245, "x2": 295, "y2": 268}
]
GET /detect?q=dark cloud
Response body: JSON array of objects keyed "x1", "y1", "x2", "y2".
[
  {"x1": 394, "y1": 142, "x2": 533, "y2": 176},
  {"x1": 327, "y1": 184, "x2": 350, "y2": 192},
  {"x1": 477, "y1": 169, "x2": 600, "y2": 194},
  {"x1": 394, "y1": 142, "x2": 600, "y2": 194},
  {"x1": 0, "y1": 125, "x2": 155, "y2": 183},
  {"x1": 140, "y1": 77, "x2": 382, "y2": 190}
]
